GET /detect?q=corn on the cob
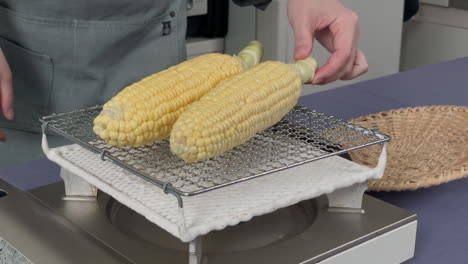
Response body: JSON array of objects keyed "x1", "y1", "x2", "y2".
[
  {"x1": 92, "y1": 41, "x2": 264, "y2": 147},
  {"x1": 170, "y1": 58, "x2": 318, "y2": 163}
]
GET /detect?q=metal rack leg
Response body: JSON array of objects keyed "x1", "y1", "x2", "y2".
[
  {"x1": 189, "y1": 237, "x2": 202, "y2": 264},
  {"x1": 327, "y1": 182, "x2": 367, "y2": 213},
  {"x1": 60, "y1": 167, "x2": 97, "y2": 200}
]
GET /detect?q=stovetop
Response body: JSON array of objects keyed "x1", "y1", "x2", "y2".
[{"x1": 0, "y1": 179, "x2": 416, "y2": 264}]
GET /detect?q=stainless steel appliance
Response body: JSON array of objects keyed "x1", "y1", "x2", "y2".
[
  {"x1": 187, "y1": 0, "x2": 208, "y2": 16},
  {"x1": 0, "y1": 179, "x2": 416, "y2": 264},
  {"x1": 0, "y1": 105, "x2": 417, "y2": 264}
]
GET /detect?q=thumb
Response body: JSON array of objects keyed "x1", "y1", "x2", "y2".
[{"x1": 292, "y1": 23, "x2": 314, "y2": 61}]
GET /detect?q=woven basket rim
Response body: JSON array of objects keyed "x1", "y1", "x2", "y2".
[
  {"x1": 351, "y1": 105, "x2": 468, "y2": 120},
  {"x1": 349, "y1": 105, "x2": 468, "y2": 192}
]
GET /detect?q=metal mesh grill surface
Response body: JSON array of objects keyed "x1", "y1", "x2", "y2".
[{"x1": 41, "y1": 105, "x2": 389, "y2": 195}]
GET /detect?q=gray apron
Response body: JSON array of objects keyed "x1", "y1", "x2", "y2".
[
  {"x1": 0, "y1": 0, "x2": 187, "y2": 132},
  {"x1": 0, "y1": 0, "x2": 187, "y2": 167}
]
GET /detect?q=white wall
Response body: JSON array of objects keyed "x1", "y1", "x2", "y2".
[
  {"x1": 400, "y1": 4, "x2": 468, "y2": 71},
  {"x1": 226, "y1": 0, "x2": 405, "y2": 96},
  {"x1": 294, "y1": 0, "x2": 404, "y2": 95},
  {"x1": 224, "y1": 2, "x2": 257, "y2": 56}
]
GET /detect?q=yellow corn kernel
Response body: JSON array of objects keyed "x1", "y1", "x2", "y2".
[
  {"x1": 170, "y1": 58, "x2": 318, "y2": 163},
  {"x1": 93, "y1": 41, "x2": 264, "y2": 147}
]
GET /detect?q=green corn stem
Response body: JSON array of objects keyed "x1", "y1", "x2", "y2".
[
  {"x1": 289, "y1": 57, "x2": 319, "y2": 84},
  {"x1": 236, "y1": 40, "x2": 264, "y2": 70}
]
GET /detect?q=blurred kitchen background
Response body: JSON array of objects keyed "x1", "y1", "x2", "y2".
[{"x1": 187, "y1": 0, "x2": 468, "y2": 95}]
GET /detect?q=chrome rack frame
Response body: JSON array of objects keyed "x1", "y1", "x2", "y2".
[{"x1": 40, "y1": 105, "x2": 390, "y2": 208}]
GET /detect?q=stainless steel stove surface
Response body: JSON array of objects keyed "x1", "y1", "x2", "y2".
[{"x1": 0, "y1": 179, "x2": 416, "y2": 264}]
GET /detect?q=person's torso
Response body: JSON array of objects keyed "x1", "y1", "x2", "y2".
[
  {"x1": 0, "y1": 0, "x2": 173, "y2": 20},
  {"x1": 0, "y1": 0, "x2": 187, "y2": 132}
]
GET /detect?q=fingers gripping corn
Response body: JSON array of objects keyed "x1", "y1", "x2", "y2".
[
  {"x1": 170, "y1": 58, "x2": 318, "y2": 163},
  {"x1": 93, "y1": 41, "x2": 264, "y2": 147}
]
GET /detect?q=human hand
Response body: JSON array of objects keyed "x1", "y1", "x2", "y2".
[
  {"x1": 0, "y1": 48, "x2": 13, "y2": 142},
  {"x1": 288, "y1": 0, "x2": 368, "y2": 85}
]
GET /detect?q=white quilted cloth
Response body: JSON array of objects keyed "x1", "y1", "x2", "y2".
[{"x1": 42, "y1": 135, "x2": 387, "y2": 242}]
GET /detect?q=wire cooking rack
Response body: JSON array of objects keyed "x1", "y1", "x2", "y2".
[{"x1": 40, "y1": 105, "x2": 389, "y2": 198}]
